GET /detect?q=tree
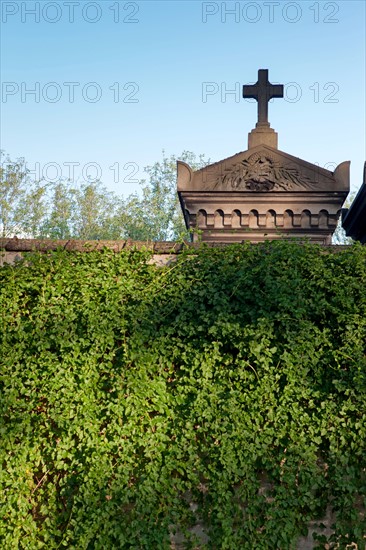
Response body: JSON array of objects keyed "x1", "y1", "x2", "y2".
[
  {"x1": 38, "y1": 180, "x2": 121, "y2": 240},
  {"x1": 40, "y1": 182, "x2": 77, "y2": 240},
  {"x1": 117, "y1": 151, "x2": 209, "y2": 241},
  {"x1": 40, "y1": 181, "x2": 119, "y2": 241},
  {"x1": 1, "y1": 150, "x2": 209, "y2": 242},
  {"x1": 74, "y1": 182, "x2": 121, "y2": 240},
  {"x1": 0, "y1": 151, "x2": 47, "y2": 238}
]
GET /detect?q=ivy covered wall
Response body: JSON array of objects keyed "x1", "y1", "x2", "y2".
[{"x1": 1, "y1": 242, "x2": 365, "y2": 548}]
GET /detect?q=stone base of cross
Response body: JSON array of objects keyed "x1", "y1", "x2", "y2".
[{"x1": 248, "y1": 125, "x2": 278, "y2": 149}]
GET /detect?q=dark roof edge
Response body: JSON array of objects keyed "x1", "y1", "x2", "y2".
[{"x1": 342, "y1": 162, "x2": 366, "y2": 244}]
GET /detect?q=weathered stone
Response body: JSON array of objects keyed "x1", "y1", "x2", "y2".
[
  {"x1": 248, "y1": 124, "x2": 278, "y2": 149},
  {"x1": 178, "y1": 68, "x2": 350, "y2": 244},
  {"x1": 178, "y1": 145, "x2": 349, "y2": 245}
]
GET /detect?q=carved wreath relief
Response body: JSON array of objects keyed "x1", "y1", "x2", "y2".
[{"x1": 216, "y1": 153, "x2": 313, "y2": 191}]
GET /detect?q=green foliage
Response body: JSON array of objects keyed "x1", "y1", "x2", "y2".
[
  {"x1": 0, "y1": 152, "x2": 48, "y2": 238},
  {"x1": 39, "y1": 181, "x2": 119, "y2": 241},
  {"x1": 1, "y1": 150, "x2": 208, "y2": 241},
  {"x1": 1, "y1": 242, "x2": 366, "y2": 548},
  {"x1": 117, "y1": 151, "x2": 209, "y2": 241}
]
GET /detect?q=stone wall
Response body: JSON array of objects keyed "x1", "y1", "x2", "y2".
[
  {"x1": 169, "y1": 502, "x2": 339, "y2": 549},
  {"x1": 0, "y1": 238, "x2": 188, "y2": 267},
  {"x1": 0, "y1": 237, "x2": 350, "y2": 269}
]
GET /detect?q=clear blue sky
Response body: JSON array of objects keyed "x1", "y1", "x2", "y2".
[{"x1": 1, "y1": 0, "x2": 365, "y2": 196}]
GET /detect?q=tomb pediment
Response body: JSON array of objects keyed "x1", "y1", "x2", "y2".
[{"x1": 178, "y1": 145, "x2": 349, "y2": 194}]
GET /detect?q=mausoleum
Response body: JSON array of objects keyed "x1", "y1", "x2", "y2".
[{"x1": 178, "y1": 69, "x2": 350, "y2": 244}]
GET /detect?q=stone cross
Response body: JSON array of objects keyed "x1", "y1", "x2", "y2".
[{"x1": 243, "y1": 69, "x2": 284, "y2": 126}]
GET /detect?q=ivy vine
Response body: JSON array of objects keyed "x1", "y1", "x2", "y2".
[{"x1": 1, "y1": 242, "x2": 365, "y2": 548}]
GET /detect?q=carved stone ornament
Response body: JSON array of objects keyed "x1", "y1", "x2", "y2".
[{"x1": 215, "y1": 152, "x2": 314, "y2": 192}]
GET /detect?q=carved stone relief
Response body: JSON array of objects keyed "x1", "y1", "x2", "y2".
[{"x1": 214, "y1": 153, "x2": 314, "y2": 191}]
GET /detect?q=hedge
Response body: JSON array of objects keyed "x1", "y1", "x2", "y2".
[{"x1": 1, "y1": 241, "x2": 365, "y2": 548}]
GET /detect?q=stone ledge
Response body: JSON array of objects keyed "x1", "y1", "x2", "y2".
[
  {"x1": 0, "y1": 238, "x2": 186, "y2": 254},
  {"x1": 0, "y1": 237, "x2": 351, "y2": 254}
]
